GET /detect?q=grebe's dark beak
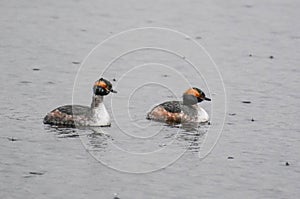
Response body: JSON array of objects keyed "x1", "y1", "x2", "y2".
[
  {"x1": 204, "y1": 97, "x2": 211, "y2": 101},
  {"x1": 110, "y1": 89, "x2": 117, "y2": 93}
]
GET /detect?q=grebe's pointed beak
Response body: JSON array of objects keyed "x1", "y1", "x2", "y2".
[
  {"x1": 110, "y1": 89, "x2": 117, "y2": 93},
  {"x1": 204, "y1": 97, "x2": 211, "y2": 101}
]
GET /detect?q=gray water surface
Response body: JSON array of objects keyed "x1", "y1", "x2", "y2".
[{"x1": 1, "y1": 0, "x2": 300, "y2": 198}]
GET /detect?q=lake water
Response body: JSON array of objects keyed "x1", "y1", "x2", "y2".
[{"x1": 1, "y1": 0, "x2": 299, "y2": 198}]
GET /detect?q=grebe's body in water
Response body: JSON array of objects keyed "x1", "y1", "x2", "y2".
[
  {"x1": 147, "y1": 87, "x2": 211, "y2": 124},
  {"x1": 43, "y1": 78, "x2": 116, "y2": 127}
]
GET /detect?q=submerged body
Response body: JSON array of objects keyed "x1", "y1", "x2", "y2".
[
  {"x1": 43, "y1": 78, "x2": 116, "y2": 128},
  {"x1": 147, "y1": 101, "x2": 209, "y2": 123},
  {"x1": 147, "y1": 88, "x2": 211, "y2": 124},
  {"x1": 43, "y1": 97, "x2": 111, "y2": 127}
]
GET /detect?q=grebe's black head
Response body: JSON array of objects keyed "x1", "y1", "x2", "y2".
[
  {"x1": 183, "y1": 87, "x2": 211, "y2": 105},
  {"x1": 93, "y1": 78, "x2": 117, "y2": 96}
]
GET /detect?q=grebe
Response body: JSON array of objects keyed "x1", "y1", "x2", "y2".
[
  {"x1": 146, "y1": 87, "x2": 211, "y2": 124},
  {"x1": 43, "y1": 78, "x2": 117, "y2": 127}
]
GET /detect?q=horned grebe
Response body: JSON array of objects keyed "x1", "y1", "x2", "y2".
[
  {"x1": 43, "y1": 78, "x2": 117, "y2": 127},
  {"x1": 146, "y1": 87, "x2": 211, "y2": 124}
]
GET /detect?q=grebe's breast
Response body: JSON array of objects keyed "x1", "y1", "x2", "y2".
[
  {"x1": 195, "y1": 106, "x2": 209, "y2": 123},
  {"x1": 90, "y1": 102, "x2": 111, "y2": 127}
]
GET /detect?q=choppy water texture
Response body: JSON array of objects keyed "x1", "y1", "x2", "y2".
[{"x1": 1, "y1": 0, "x2": 300, "y2": 198}]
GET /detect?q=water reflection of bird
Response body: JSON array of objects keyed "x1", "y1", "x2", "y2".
[
  {"x1": 43, "y1": 78, "x2": 117, "y2": 127},
  {"x1": 147, "y1": 87, "x2": 211, "y2": 124}
]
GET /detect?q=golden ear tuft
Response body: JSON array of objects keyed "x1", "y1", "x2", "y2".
[
  {"x1": 184, "y1": 88, "x2": 200, "y2": 97},
  {"x1": 94, "y1": 81, "x2": 107, "y2": 88}
]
